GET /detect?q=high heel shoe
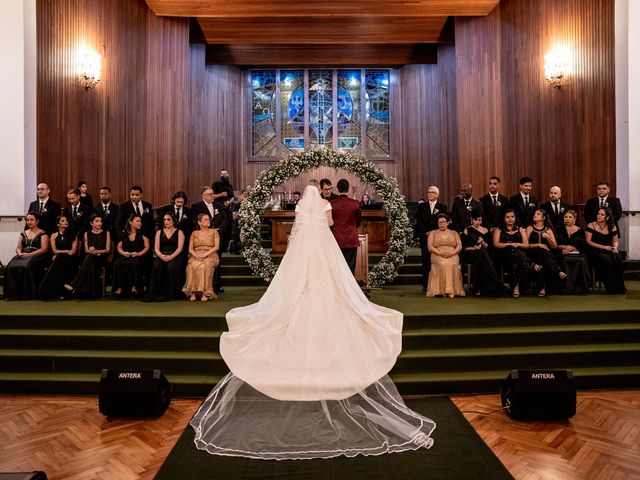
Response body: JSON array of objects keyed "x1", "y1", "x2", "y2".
[
  {"x1": 512, "y1": 286, "x2": 520, "y2": 298},
  {"x1": 538, "y1": 289, "x2": 546, "y2": 297},
  {"x1": 189, "y1": 294, "x2": 196, "y2": 302}
]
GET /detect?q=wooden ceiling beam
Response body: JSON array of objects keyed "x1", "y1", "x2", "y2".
[
  {"x1": 204, "y1": 44, "x2": 437, "y2": 67},
  {"x1": 197, "y1": 16, "x2": 448, "y2": 45},
  {"x1": 146, "y1": 0, "x2": 500, "y2": 18}
]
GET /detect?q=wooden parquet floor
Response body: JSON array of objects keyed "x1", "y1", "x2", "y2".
[{"x1": 0, "y1": 391, "x2": 638, "y2": 480}]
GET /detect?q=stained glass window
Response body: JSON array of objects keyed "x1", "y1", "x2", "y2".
[
  {"x1": 250, "y1": 69, "x2": 391, "y2": 159},
  {"x1": 364, "y1": 70, "x2": 390, "y2": 158},
  {"x1": 251, "y1": 71, "x2": 276, "y2": 156}
]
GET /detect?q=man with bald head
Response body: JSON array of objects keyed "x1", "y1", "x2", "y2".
[
  {"x1": 540, "y1": 185, "x2": 571, "y2": 232},
  {"x1": 27, "y1": 183, "x2": 61, "y2": 235},
  {"x1": 451, "y1": 183, "x2": 483, "y2": 232}
]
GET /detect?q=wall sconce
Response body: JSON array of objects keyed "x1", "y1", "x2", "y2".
[
  {"x1": 79, "y1": 48, "x2": 101, "y2": 90},
  {"x1": 544, "y1": 47, "x2": 570, "y2": 89}
]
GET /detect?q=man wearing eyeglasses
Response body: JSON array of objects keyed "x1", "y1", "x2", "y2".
[
  {"x1": 414, "y1": 186, "x2": 448, "y2": 291},
  {"x1": 320, "y1": 178, "x2": 338, "y2": 201}
]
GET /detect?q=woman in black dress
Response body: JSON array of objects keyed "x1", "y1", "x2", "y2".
[
  {"x1": 38, "y1": 215, "x2": 78, "y2": 299},
  {"x1": 112, "y1": 214, "x2": 150, "y2": 298},
  {"x1": 493, "y1": 209, "x2": 543, "y2": 298},
  {"x1": 68, "y1": 214, "x2": 111, "y2": 298},
  {"x1": 3, "y1": 212, "x2": 50, "y2": 300},
  {"x1": 145, "y1": 213, "x2": 186, "y2": 301},
  {"x1": 556, "y1": 210, "x2": 591, "y2": 295},
  {"x1": 585, "y1": 207, "x2": 626, "y2": 294},
  {"x1": 526, "y1": 209, "x2": 567, "y2": 296},
  {"x1": 461, "y1": 211, "x2": 504, "y2": 296}
]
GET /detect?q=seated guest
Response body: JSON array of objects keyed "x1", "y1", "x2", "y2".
[
  {"x1": 426, "y1": 214, "x2": 465, "y2": 298},
  {"x1": 28, "y1": 183, "x2": 61, "y2": 235},
  {"x1": 585, "y1": 208, "x2": 626, "y2": 294},
  {"x1": 526, "y1": 209, "x2": 567, "y2": 296},
  {"x1": 493, "y1": 209, "x2": 543, "y2": 298},
  {"x1": 39, "y1": 215, "x2": 78, "y2": 299},
  {"x1": 77, "y1": 180, "x2": 94, "y2": 209},
  {"x1": 183, "y1": 213, "x2": 220, "y2": 301},
  {"x1": 556, "y1": 210, "x2": 591, "y2": 295},
  {"x1": 3, "y1": 212, "x2": 50, "y2": 300},
  {"x1": 64, "y1": 188, "x2": 91, "y2": 241},
  {"x1": 67, "y1": 214, "x2": 111, "y2": 298},
  {"x1": 461, "y1": 211, "x2": 504, "y2": 296},
  {"x1": 112, "y1": 214, "x2": 150, "y2": 298},
  {"x1": 360, "y1": 193, "x2": 374, "y2": 207},
  {"x1": 145, "y1": 213, "x2": 185, "y2": 302}
]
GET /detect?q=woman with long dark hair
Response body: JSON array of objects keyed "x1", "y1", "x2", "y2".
[
  {"x1": 67, "y1": 214, "x2": 111, "y2": 299},
  {"x1": 39, "y1": 215, "x2": 78, "y2": 299},
  {"x1": 556, "y1": 210, "x2": 591, "y2": 294},
  {"x1": 585, "y1": 207, "x2": 626, "y2": 294},
  {"x1": 112, "y1": 214, "x2": 150, "y2": 298},
  {"x1": 526, "y1": 209, "x2": 567, "y2": 296},
  {"x1": 145, "y1": 213, "x2": 185, "y2": 301}
]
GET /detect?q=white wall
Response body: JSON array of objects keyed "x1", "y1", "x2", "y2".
[
  {"x1": 616, "y1": 0, "x2": 640, "y2": 259},
  {"x1": 0, "y1": 0, "x2": 35, "y2": 264}
]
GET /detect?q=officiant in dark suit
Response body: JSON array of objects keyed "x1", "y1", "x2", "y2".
[
  {"x1": 584, "y1": 182, "x2": 622, "y2": 227},
  {"x1": 320, "y1": 178, "x2": 339, "y2": 201},
  {"x1": 451, "y1": 183, "x2": 482, "y2": 233},
  {"x1": 116, "y1": 185, "x2": 154, "y2": 240},
  {"x1": 508, "y1": 176, "x2": 538, "y2": 227},
  {"x1": 330, "y1": 179, "x2": 362, "y2": 274},
  {"x1": 93, "y1": 186, "x2": 119, "y2": 241},
  {"x1": 193, "y1": 186, "x2": 229, "y2": 293},
  {"x1": 479, "y1": 176, "x2": 508, "y2": 230},
  {"x1": 540, "y1": 185, "x2": 571, "y2": 232},
  {"x1": 28, "y1": 183, "x2": 61, "y2": 235},
  {"x1": 415, "y1": 185, "x2": 448, "y2": 290}
]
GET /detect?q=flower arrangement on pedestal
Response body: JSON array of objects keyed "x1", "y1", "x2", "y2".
[{"x1": 240, "y1": 148, "x2": 412, "y2": 287}]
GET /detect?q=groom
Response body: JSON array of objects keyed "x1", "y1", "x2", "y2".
[{"x1": 331, "y1": 179, "x2": 362, "y2": 274}]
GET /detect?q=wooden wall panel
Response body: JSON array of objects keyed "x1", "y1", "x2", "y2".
[
  {"x1": 454, "y1": 0, "x2": 615, "y2": 206},
  {"x1": 36, "y1": 0, "x2": 615, "y2": 213},
  {"x1": 37, "y1": 0, "x2": 189, "y2": 207}
]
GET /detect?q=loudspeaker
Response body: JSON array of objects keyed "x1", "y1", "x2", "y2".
[
  {"x1": 500, "y1": 369, "x2": 576, "y2": 419},
  {"x1": 99, "y1": 369, "x2": 171, "y2": 417},
  {"x1": 0, "y1": 473, "x2": 47, "y2": 480}
]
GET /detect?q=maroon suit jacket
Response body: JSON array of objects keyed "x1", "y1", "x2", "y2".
[{"x1": 330, "y1": 195, "x2": 362, "y2": 248}]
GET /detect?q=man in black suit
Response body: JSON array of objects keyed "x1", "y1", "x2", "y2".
[
  {"x1": 584, "y1": 182, "x2": 623, "y2": 227},
  {"x1": 116, "y1": 185, "x2": 155, "y2": 240},
  {"x1": 320, "y1": 178, "x2": 339, "y2": 201},
  {"x1": 479, "y1": 176, "x2": 508, "y2": 230},
  {"x1": 540, "y1": 185, "x2": 571, "y2": 232},
  {"x1": 163, "y1": 191, "x2": 192, "y2": 239},
  {"x1": 93, "y1": 186, "x2": 119, "y2": 241},
  {"x1": 450, "y1": 183, "x2": 483, "y2": 232},
  {"x1": 414, "y1": 185, "x2": 448, "y2": 290},
  {"x1": 192, "y1": 186, "x2": 229, "y2": 293},
  {"x1": 27, "y1": 183, "x2": 61, "y2": 235},
  {"x1": 63, "y1": 188, "x2": 91, "y2": 240},
  {"x1": 508, "y1": 176, "x2": 538, "y2": 227},
  {"x1": 212, "y1": 169, "x2": 234, "y2": 253}
]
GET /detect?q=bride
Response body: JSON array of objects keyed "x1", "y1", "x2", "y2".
[{"x1": 190, "y1": 184, "x2": 435, "y2": 460}]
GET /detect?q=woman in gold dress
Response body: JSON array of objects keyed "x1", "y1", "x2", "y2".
[
  {"x1": 426, "y1": 214, "x2": 465, "y2": 298},
  {"x1": 183, "y1": 213, "x2": 220, "y2": 301}
]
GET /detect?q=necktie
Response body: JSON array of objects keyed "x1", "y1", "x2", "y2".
[
  {"x1": 524, "y1": 195, "x2": 529, "y2": 206},
  {"x1": 176, "y1": 208, "x2": 181, "y2": 219},
  {"x1": 465, "y1": 199, "x2": 470, "y2": 208},
  {"x1": 135, "y1": 203, "x2": 141, "y2": 216},
  {"x1": 72, "y1": 206, "x2": 77, "y2": 219},
  {"x1": 492, "y1": 195, "x2": 496, "y2": 206},
  {"x1": 39, "y1": 202, "x2": 44, "y2": 213},
  {"x1": 600, "y1": 198, "x2": 604, "y2": 208},
  {"x1": 554, "y1": 201, "x2": 558, "y2": 214}
]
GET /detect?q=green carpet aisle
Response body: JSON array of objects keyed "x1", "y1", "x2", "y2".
[{"x1": 153, "y1": 396, "x2": 514, "y2": 480}]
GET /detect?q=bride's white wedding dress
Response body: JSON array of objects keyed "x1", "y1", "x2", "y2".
[{"x1": 190, "y1": 185, "x2": 435, "y2": 460}]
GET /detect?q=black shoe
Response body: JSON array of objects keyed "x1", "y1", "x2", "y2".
[{"x1": 218, "y1": 286, "x2": 224, "y2": 293}]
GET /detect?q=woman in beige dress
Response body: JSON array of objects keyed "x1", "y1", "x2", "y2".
[
  {"x1": 183, "y1": 213, "x2": 220, "y2": 301},
  {"x1": 426, "y1": 214, "x2": 465, "y2": 298}
]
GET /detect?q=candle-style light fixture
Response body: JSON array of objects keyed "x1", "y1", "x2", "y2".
[
  {"x1": 544, "y1": 46, "x2": 571, "y2": 89},
  {"x1": 79, "y1": 48, "x2": 102, "y2": 90}
]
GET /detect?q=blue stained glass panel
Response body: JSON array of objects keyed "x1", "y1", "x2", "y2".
[
  {"x1": 365, "y1": 70, "x2": 390, "y2": 157},
  {"x1": 252, "y1": 70, "x2": 276, "y2": 156}
]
